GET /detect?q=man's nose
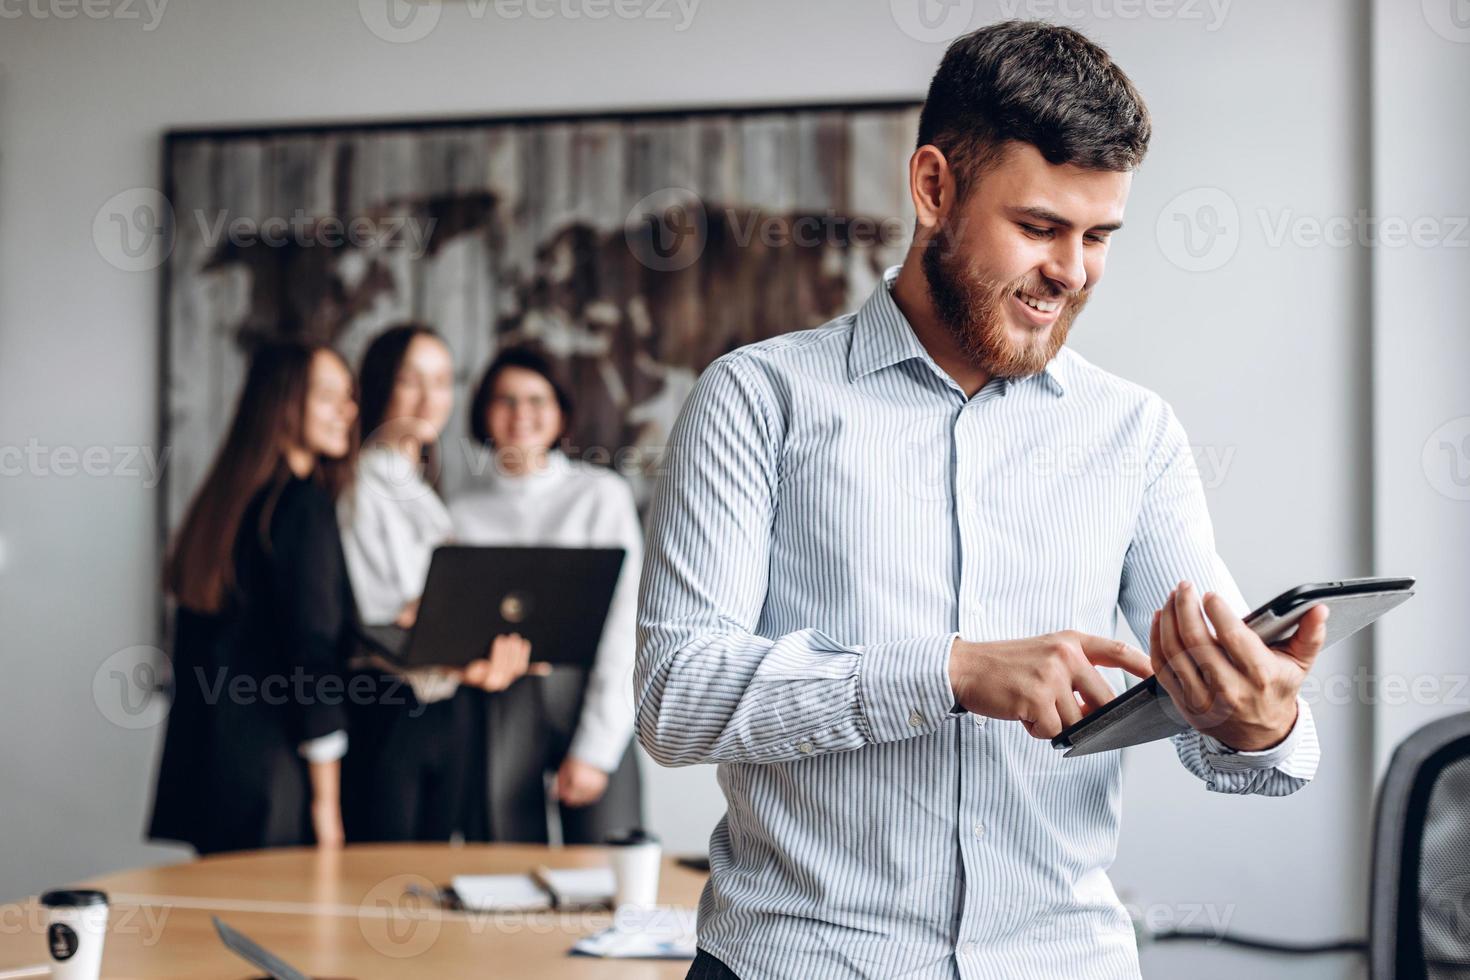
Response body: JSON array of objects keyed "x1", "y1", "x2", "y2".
[{"x1": 1041, "y1": 239, "x2": 1087, "y2": 294}]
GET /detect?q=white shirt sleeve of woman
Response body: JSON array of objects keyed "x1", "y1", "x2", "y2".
[
  {"x1": 338, "y1": 482, "x2": 407, "y2": 626},
  {"x1": 566, "y1": 473, "x2": 643, "y2": 773}
]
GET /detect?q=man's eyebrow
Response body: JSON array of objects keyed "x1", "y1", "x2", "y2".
[{"x1": 1010, "y1": 205, "x2": 1123, "y2": 233}]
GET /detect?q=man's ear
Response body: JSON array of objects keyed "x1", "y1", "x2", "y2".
[{"x1": 909, "y1": 145, "x2": 956, "y2": 233}]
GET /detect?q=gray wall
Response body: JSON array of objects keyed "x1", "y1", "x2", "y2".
[{"x1": 1, "y1": 3, "x2": 1463, "y2": 977}]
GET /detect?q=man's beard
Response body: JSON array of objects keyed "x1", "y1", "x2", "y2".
[{"x1": 921, "y1": 221, "x2": 1088, "y2": 380}]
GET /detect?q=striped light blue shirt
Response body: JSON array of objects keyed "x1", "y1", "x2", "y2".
[{"x1": 636, "y1": 266, "x2": 1319, "y2": 980}]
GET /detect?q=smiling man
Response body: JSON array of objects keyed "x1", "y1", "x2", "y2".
[{"x1": 637, "y1": 20, "x2": 1328, "y2": 980}]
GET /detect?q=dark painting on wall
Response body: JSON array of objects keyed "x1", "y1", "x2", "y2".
[{"x1": 160, "y1": 101, "x2": 922, "y2": 533}]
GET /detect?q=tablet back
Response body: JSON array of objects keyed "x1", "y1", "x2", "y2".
[{"x1": 1061, "y1": 584, "x2": 1415, "y2": 757}]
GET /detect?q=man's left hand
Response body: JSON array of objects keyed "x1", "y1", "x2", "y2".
[{"x1": 1150, "y1": 581, "x2": 1329, "y2": 752}]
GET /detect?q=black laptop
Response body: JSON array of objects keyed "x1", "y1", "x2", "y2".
[{"x1": 359, "y1": 545, "x2": 625, "y2": 670}]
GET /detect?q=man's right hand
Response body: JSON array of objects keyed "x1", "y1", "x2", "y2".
[{"x1": 948, "y1": 632, "x2": 1153, "y2": 740}]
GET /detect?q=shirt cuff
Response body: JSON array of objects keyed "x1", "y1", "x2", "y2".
[
  {"x1": 855, "y1": 633, "x2": 961, "y2": 744},
  {"x1": 298, "y1": 729, "x2": 348, "y2": 764},
  {"x1": 1198, "y1": 697, "x2": 1315, "y2": 775},
  {"x1": 568, "y1": 729, "x2": 629, "y2": 774},
  {"x1": 403, "y1": 668, "x2": 462, "y2": 705}
]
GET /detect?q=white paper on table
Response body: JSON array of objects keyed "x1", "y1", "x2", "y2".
[
  {"x1": 535, "y1": 866, "x2": 616, "y2": 907},
  {"x1": 450, "y1": 874, "x2": 552, "y2": 911},
  {"x1": 570, "y1": 905, "x2": 698, "y2": 960}
]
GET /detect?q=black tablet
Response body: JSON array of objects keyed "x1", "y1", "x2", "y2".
[{"x1": 1051, "y1": 576, "x2": 1416, "y2": 756}]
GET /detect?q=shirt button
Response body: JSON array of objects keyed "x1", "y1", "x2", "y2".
[
  {"x1": 973, "y1": 823, "x2": 986, "y2": 839},
  {"x1": 972, "y1": 713, "x2": 986, "y2": 728},
  {"x1": 960, "y1": 940, "x2": 979, "y2": 955},
  {"x1": 797, "y1": 740, "x2": 814, "y2": 755},
  {"x1": 908, "y1": 710, "x2": 925, "y2": 727}
]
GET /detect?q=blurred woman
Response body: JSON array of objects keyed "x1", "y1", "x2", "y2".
[
  {"x1": 148, "y1": 342, "x2": 358, "y2": 855},
  {"x1": 338, "y1": 323, "x2": 541, "y2": 843},
  {"x1": 450, "y1": 346, "x2": 643, "y2": 844}
]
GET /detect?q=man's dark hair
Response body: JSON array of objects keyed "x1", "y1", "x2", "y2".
[{"x1": 916, "y1": 20, "x2": 1151, "y2": 198}]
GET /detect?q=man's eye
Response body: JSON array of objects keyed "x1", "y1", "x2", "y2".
[
  {"x1": 1085, "y1": 234, "x2": 1108, "y2": 245},
  {"x1": 1021, "y1": 224, "x2": 1051, "y2": 238}
]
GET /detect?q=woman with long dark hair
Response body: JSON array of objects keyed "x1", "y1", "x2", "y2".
[
  {"x1": 148, "y1": 341, "x2": 359, "y2": 854},
  {"x1": 450, "y1": 346, "x2": 643, "y2": 844},
  {"x1": 338, "y1": 323, "x2": 542, "y2": 843}
]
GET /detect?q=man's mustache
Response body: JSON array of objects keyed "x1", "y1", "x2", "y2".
[{"x1": 1009, "y1": 278, "x2": 1083, "y2": 303}]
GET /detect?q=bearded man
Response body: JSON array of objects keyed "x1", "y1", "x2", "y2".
[{"x1": 636, "y1": 20, "x2": 1329, "y2": 980}]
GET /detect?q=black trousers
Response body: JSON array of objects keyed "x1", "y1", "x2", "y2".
[
  {"x1": 469, "y1": 667, "x2": 643, "y2": 845},
  {"x1": 342, "y1": 678, "x2": 477, "y2": 843},
  {"x1": 686, "y1": 949, "x2": 740, "y2": 979}
]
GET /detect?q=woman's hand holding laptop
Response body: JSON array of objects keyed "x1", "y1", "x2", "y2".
[{"x1": 460, "y1": 632, "x2": 553, "y2": 692}]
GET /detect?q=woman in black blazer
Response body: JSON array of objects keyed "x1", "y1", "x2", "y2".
[{"x1": 148, "y1": 341, "x2": 360, "y2": 854}]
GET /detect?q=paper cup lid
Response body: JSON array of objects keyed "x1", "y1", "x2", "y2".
[
  {"x1": 606, "y1": 828, "x2": 659, "y2": 847},
  {"x1": 40, "y1": 890, "x2": 108, "y2": 908}
]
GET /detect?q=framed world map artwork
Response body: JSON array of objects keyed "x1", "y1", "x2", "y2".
[{"x1": 160, "y1": 100, "x2": 922, "y2": 534}]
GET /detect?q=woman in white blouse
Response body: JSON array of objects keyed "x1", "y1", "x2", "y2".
[
  {"x1": 449, "y1": 346, "x2": 643, "y2": 844},
  {"x1": 339, "y1": 324, "x2": 541, "y2": 843}
]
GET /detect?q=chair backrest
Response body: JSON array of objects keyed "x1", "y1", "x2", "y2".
[{"x1": 1370, "y1": 712, "x2": 1470, "y2": 979}]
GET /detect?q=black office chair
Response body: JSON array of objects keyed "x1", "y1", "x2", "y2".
[{"x1": 1369, "y1": 711, "x2": 1470, "y2": 978}]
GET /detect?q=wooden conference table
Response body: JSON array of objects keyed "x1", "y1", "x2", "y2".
[{"x1": 0, "y1": 844, "x2": 707, "y2": 979}]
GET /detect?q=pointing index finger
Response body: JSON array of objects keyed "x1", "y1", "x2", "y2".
[{"x1": 1078, "y1": 633, "x2": 1154, "y2": 679}]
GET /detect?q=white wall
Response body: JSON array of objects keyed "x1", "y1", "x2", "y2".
[
  {"x1": 1369, "y1": 0, "x2": 1470, "y2": 777},
  {"x1": 5, "y1": 2, "x2": 1459, "y2": 977}
]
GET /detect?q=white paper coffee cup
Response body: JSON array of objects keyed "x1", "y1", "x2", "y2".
[
  {"x1": 606, "y1": 829, "x2": 661, "y2": 910},
  {"x1": 41, "y1": 889, "x2": 108, "y2": 980}
]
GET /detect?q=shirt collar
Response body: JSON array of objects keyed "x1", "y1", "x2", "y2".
[{"x1": 847, "y1": 265, "x2": 1071, "y2": 399}]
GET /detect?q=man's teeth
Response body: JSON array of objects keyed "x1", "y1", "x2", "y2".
[{"x1": 1018, "y1": 293, "x2": 1060, "y2": 313}]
